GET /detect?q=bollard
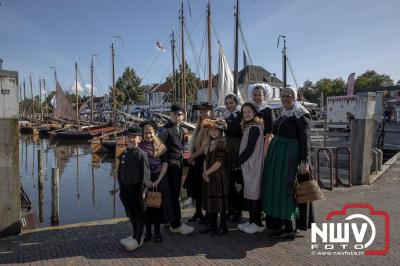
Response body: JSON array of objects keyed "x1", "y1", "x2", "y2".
[
  {"x1": 51, "y1": 168, "x2": 60, "y2": 226},
  {"x1": 38, "y1": 149, "x2": 44, "y2": 223},
  {"x1": 370, "y1": 150, "x2": 378, "y2": 174},
  {"x1": 373, "y1": 148, "x2": 383, "y2": 171}
]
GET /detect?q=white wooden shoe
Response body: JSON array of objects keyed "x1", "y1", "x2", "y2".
[
  {"x1": 238, "y1": 222, "x2": 250, "y2": 231},
  {"x1": 123, "y1": 238, "x2": 143, "y2": 251},
  {"x1": 243, "y1": 223, "x2": 265, "y2": 234},
  {"x1": 120, "y1": 235, "x2": 133, "y2": 246},
  {"x1": 170, "y1": 223, "x2": 194, "y2": 235}
]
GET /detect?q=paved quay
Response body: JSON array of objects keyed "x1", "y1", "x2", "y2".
[{"x1": 1, "y1": 158, "x2": 399, "y2": 266}]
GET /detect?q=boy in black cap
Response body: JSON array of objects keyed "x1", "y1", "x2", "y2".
[
  {"x1": 158, "y1": 105, "x2": 194, "y2": 235},
  {"x1": 118, "y1": 125, "x2": 150, "y2": 251}
]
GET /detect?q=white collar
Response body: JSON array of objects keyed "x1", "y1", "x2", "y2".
[
  {"x1": 251, "y1": 101, "x2": 269, "y2": 111},
  {"x1": 281, "y1": 102, "x2": 309, "y2": 119},
  {"x1": 224, "y1": 111, "x2": 238, "y2": 119}
]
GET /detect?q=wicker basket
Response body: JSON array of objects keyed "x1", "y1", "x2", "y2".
[
  {"x1": 145, "y1": 187, "x2": 162, "y2": 208},
  {"x1": 295, "y1": 173, "x2": 324, "y2": 203}
]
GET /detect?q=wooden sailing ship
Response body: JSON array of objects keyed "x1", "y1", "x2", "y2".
[{"x1": 50, "y1": 61, "x2": 115, "y2": 140}]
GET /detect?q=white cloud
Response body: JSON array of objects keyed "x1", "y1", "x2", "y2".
[
  {"x1": 69, "y1": 82, "x2": 98, "y2": 96},
  {"x1": 84, "y1": 83, "x2": 97, "y2": 95},
  {"x1": 69, "y1": 82, "x2": 85, "y2": 94}
]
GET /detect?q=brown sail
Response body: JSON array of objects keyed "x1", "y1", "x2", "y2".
[{"x1": 53, "y1": 81, "x2": 75, "y2": 120}]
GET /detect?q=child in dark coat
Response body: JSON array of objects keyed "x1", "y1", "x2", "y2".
[
  {"x1": 200, "y1": 119, "x2": 229, "y2": 235},
  {"x1": 118, "y1": 125, "x2": 150, "y2": 251}
]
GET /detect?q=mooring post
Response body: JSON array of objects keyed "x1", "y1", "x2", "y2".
[
  {"x1": 51, "y1": 167, "x2": 60, "y2": 226},
  {"x1": 0, "y1": 69, "x2": 20, "y2": 237},
  {"x1": 350, "y1": 92, "x2": 376, "y2": 184},
  {"x1": 38, "y1": 149, "x2": 44, "y2": 223}
]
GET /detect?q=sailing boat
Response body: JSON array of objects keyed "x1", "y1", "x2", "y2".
[
  {"x1": 52, "y1": 62, "x2": 114, "y2": 140},
  {"x1": 38, "y1": 77, "x2": 64, "y2": 136},
  {"x1": 91, "y1": 41, "x2": 127, "y2": 154},
  {"x1": 19, "y1": 75, "x2": 40, "y2": 134}
]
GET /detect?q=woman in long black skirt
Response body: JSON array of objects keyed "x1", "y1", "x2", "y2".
[
  {"x1": 224, "y1": 94, "x2": 244, "y2": 222},
  {"x1": 139, "y1": 121, "x2": 174, "y2": 243},
  {"x1": 183, "y1": 103, "x2": 213, "y2": 222}
]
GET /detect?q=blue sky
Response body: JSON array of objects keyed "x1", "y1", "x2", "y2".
[{"x1": 1, "y1": 0, "x2": 399, "y2": 97}]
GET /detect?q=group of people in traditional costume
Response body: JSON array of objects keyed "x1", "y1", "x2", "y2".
[{"x1": 117, "y1": 86, "x2": 315, "y2": 251}]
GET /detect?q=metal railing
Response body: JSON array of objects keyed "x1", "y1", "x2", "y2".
[
  {"x1": 334, "y1": 146, "x2": 352, "y2": 187},
  {"x1": 316, "y1": 148, "x2": 333, "y2": 190}
]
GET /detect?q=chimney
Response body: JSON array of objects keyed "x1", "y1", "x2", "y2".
[{"x1": 0, "y1": 58, "x2": 3, "y2": 70}]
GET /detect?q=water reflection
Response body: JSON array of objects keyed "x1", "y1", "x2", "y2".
[{"x1": 19, "y1": 135, "x2": 125, "y2": 227}]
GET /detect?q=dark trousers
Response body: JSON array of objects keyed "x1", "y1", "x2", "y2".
[
  {"x1": 245, "y1": 199, "x2": 263, "y2": 227},
  {"x1": 119, "y1": 185, "x2": 145, "y2": 243},
  {"x1": 167, "y1": 163, "x2": 182, "y2": 228},
  {"x1": 130, "y1": 218, "x2": 145, "y2": 243},
  {"x1": 194, "y1": 198, "x2": 203, "y2": 216},
  {"x1": 249, "y1": 211, "x2": 263, "y2": 227},
  {"x1": 146, "y1": 223, "x2": 161, "y2": 236},
  {"x1": 209, "y1": 211, "x2": 227, "y2": 229}
]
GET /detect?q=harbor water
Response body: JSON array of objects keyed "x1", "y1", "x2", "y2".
[{"x1": 19, "y1": 135, "x2": 125, "y2": 228}]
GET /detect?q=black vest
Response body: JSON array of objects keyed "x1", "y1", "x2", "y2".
[{"x1": 162, "y1": 122, "x2": 184, "y2": 163}]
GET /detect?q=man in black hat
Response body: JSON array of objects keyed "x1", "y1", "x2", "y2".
[
  {"x1": 118, "y1": 125, "x2": 150, "y2": 251},
  {"x1": 158, "y1": 105, "x2": 194, "y2": 235}
]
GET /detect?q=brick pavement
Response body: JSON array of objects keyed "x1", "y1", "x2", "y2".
[{"x1": 1, "y1": 159, "x2": 399, "y2": 265}]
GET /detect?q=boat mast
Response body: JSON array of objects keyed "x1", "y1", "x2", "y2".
[
  {"x1": 39, "y1": 76, "x2": 43, "y2": 120},
  {"x1": 23, "y1": 78, "x2": 26, "y2": 117},
  {"x1": 180, "y1": 1, "x2": 186, "y2": 111},
  {"x1": 233, "y1": 0, "x2": 239, "y2": 95},
  {"x1": 19, "y1": 84, "x2": 23, "y2": 116},
  {"x1": 207, "y1": 0, "x2": 212, "y2": 103},
  {"x1": 29, "y1": 74, "x2": 34, "y2": 119},
  {"x1": 75, "y1": 61, "x2": 80, "y2": 124},
  {"x1": 90, "y1": 55, "x2": 94, "y2": 122},
  {"x1": 112, "y1": 42, "x2": 116, "y2": 128},
  {"x1": 51, "y1": 67, "x2": 57, "y2": 83},
  {"x1": 171, "y1": 30, "x2": 176, "y2": 104},
  {"x1": 278, "y1": 35, "x2": 287, "y2": 88},
  {"x1": 42, "y1": 78, "x2": 48, "y2": 118}
]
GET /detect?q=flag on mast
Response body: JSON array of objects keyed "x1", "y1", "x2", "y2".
[{"x1": 155, "y1": 41, "x2": 166, "y2": 52}]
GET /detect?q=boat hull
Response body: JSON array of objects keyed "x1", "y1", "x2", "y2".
[
  {"x1": 54, "y1": 127, "x2": 115, "y2": 140},
  {"x1": 19, "y1": 126, "x2": 34, "y2": 134}
]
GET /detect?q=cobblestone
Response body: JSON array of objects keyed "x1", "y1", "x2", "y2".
[{"x1": 1, "y1": 160, "x2": 399, "y2": 265}]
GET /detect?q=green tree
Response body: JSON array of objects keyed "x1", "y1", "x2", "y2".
[
  {"x1": 46, "y1": 90, "x2": 55, "y2": 109},
  {"x1": 165, "y1": 62, "x2": 201, "y2": 103},
  {"x1": 299, "y1": 80, "x2": 319, "y2": 103},
  {"x1": 354, "y1": 70, "x2": 394, "y2": 92},
  {"x1": 110, "y1": 67, "x2": 145, "y2": 108},
  {"x1": 314, "y1": 78, "x2": 346, "y2": 98}
]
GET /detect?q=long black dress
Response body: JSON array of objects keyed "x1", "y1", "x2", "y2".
[
  {"x1": 225, "y1": 112, "x2": 243, "y2": 212},
  {"x1": 206, "y1": 140, "x2": 229, "y2": 213},
  {"x1": 139, "y1": 141, "x2": 175, "y2": 224},
  {"x1": 263, "y1": 113, "x2": 315, "y2": 231},
  {"x1": 183, "y1": 126, "x2": 208, "y2": 217}
]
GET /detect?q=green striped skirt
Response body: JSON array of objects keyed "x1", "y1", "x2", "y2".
[{"x1": 261, "y1": 136, "x2": 299, "y2": 221}]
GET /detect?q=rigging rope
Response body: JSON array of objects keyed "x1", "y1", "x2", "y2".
[
  {"x1": 286, "y1": 50, "x2": 300, "y2": 89},
  {"x1": 184, "y1": 23, "x2": 206, "y2": 81},
  {"x1": 239, "y1": 23, "x2": 253, "y2": 66}
]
